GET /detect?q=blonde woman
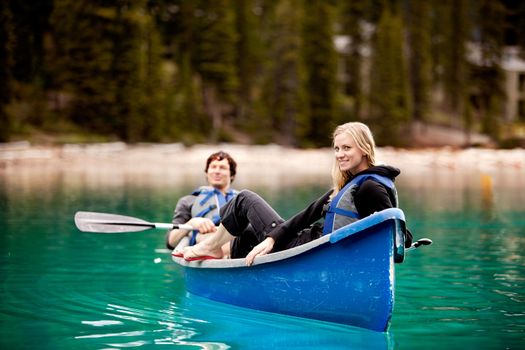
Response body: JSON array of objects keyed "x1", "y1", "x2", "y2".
[{"x1": 181, "y1": 122, "x2": 411, "y2": 265}]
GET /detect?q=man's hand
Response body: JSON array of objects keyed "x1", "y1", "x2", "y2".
[
  {"x1": 186, "y1": 217, "x2": 217, "y2": 234},
  {"x1": 245, "y1": 237, "x2": 275, "y2": 266}
]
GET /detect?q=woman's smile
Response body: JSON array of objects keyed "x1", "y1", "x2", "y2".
[{"x1": 334, "y1": 133, "x2": 368, "y2": 175}]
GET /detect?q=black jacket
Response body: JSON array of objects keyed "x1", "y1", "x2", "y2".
[
  {"x1": 354, "y1": 165, "x2": 399, "y2": 218},
  {"x1": 268, "y1": 165, "x2": 406, "y2": 247}
]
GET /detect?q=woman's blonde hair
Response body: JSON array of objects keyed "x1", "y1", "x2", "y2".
[{"x1": 331, "y1": 122, "x2": 376, "y2": 196}]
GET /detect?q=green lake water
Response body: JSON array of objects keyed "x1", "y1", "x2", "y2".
[{"x1": 1, "y1": 167, "x2": 524, "y2": 349}]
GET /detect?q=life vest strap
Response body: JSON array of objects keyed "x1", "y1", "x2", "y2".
[
  {"x1": 198, "y1": 191, "x2": 215, "y2": 206},
  {"x1": 189, "y1": 230, "x2": 199, "y2": 246},
  {"x1": 332, "y1": 207, "x2": 360, "y2": 218},
  {"x1": 195, "y1": 204, "x2": 217, "y2": 218}
]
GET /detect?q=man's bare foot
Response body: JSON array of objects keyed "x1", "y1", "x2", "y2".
[{"x1": 182, "y1": 245, "x2": 223, "y2": 261}]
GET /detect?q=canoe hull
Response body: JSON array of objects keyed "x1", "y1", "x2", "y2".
[{"x1": 175, "y1": 208, "x2": 405, "y2": 332}]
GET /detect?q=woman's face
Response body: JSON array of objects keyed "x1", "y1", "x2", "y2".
[{"x1": 333, "y1": 133, "x2": 369, "y2": 175}]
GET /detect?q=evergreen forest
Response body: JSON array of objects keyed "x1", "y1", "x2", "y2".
[{"x1": 1, "y1": 0, "x2": 525, "y2": 148}]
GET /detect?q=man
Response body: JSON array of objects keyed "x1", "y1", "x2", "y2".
[{"x1": 166, "y1": 151, "x2": 238, "y2": 250}]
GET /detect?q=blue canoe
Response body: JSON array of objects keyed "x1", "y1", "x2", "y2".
[{"x1": 172, "y1": 208, "x2": 407, "y2": 332}]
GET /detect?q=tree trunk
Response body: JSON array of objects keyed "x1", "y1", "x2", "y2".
[{"x1": 203, "y1": 85, "x2": 222, "y2": 142}]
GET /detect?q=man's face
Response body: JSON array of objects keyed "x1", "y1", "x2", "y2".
[{"x1": 206, "y1": 158, "x2": 232, "y2": 191}]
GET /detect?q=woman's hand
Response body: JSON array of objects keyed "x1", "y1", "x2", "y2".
[{"x1": 245, "y1": 237, "x2": 275, "y2": 266}]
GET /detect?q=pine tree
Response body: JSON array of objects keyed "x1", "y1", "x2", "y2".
[
  {"x1": 50, "y1": 0, "x2": 119, "y2": 135},
  {"x1": 9, "y1": 0, "x2": 52, "y2": 84},
  {"x1": 156, "y1": 0, "x2": 209, "y2": 143},
  {"x1": 301, "y1": 0, "x2": 338, "y2": 147},
  {"x1": 429, "y1": 1, "x2": 447, "y2": 87},
  {"x1": 442, "y1": 0, "x2": 470, "y2": 121},
  {"x1": 112, "y1": 2, "x2": 144, "y2": 142},
  {"x1": 405, "y1": 0, "x2": 431, "y2": 122},
  {"x1": 111, "y1": 1, "x2": 168, "y2": 142},
  {"x1": 0, "y1": 1, "x2": 15, "y2": 141},
  {"x1": 339, "y1": 0, "x2": 366, "y2": 120},
  {"x1": 475, "y1": 0, "x2": 506, "y2": 140},
  {"x1": 140, "y1": 8, "x2": 165, "y2": 142},
  {"x1": 259, "y1": 0, "x2": 306, "y2": 146},
  {"x1": 517, "y1": 2, "x2": 525, "y2": 54},
  {"x1": 233, "y1": 0, "x2": 262, "y2": 126},
  {"x1": 8, "y1": 0, "x2": 53, "y2": 129},
  {"x1": 192, "y1": 0, "x2": 238, "y2": 142},
  {"x1": 369, "y1": 6, "x2": 410, "y2": 146},
  {"x1": 50, "y1": 0, "x2": 164, "y2": 142}
]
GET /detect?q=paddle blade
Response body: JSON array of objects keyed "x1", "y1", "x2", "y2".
[
  {"x1": 413, "y1": 238, "x2": 433, "y2": 248},
  {"x1": 74, "y1": 211, "x2": 155, "y2": 233}
]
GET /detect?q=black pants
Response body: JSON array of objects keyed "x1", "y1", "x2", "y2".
[
  {"x1": 222, "y1": 190, "x2": 322, "y2": 258},
  {"x1": 221, "y1": 190, "x2": 285, "y2": 258}
]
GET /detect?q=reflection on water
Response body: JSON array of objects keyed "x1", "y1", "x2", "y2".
[
  {"x1": 176, "y1": 294, "x2": 391, "y2": 349},
  {"x1": 72, "y1": 293, "x2": 391, "y2": 349},
  {"x1": 1, "y1": 160, "x2": 524, "y2": 349}
]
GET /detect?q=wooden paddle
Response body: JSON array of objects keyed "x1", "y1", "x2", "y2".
[{"x1": 74, "y1": 211, "x2": 193, "y2": 233}]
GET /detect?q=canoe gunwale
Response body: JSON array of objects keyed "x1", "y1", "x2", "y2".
[{"x1": 172, "y1": 208, "x2": 405, "y2": 269}]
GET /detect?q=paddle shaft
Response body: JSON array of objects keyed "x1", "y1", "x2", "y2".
[
  {"x1": 96, "y1": 221, "x2": 193, "y2": 230},
  {"x1": 74, "y1": 211, "x2": 194, "y2": 233}
]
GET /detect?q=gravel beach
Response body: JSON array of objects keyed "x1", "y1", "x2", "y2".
[{"x1": 1, "y1": 142, "x2": 524, "y2": 189}]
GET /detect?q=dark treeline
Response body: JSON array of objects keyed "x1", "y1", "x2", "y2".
[{"x1": 1, "y1": 0, "x2": 524, "y2": 147}]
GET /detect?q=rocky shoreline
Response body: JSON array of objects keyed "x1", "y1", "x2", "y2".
[{"x1": 1, "y1": 141, "x2": 524, "y2": 188}]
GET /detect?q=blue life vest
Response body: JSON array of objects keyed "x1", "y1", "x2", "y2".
[
  {"x1": 189, "y1": 186, "x2": 238, "y2": 245},
  {"x1": 322, "y1": 174, "x2": 397, "y2": 235}
]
